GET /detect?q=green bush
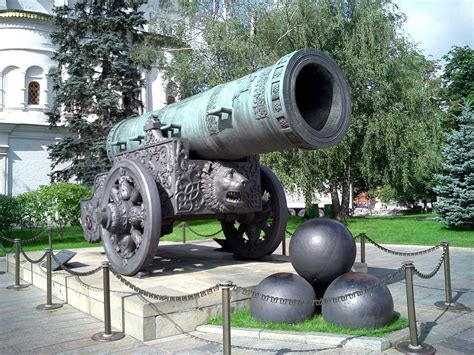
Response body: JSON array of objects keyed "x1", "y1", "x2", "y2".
[
  {"x1": 0, "y1": 194, "x2": 22, "y2": 238},
  {"x1": 17, "y1": 191, "x2": 46, "y2": 230},
  {"x1": 17, "y1": 183, "x2": 91, "y2": 239}
]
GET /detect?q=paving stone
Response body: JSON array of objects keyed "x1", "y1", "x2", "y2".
[
  {"x1": 454, "y1": 326, "x2": 474, "y2": 342},
  {"x1": 436, "y1": 336, "x2": 474, "y2": 354},
  {"x1": 0, "y1": 346, "x2": 19, "y2": 355}
]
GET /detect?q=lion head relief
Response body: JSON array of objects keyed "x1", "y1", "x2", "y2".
[{"x1": 202, "y1": 161, "x2": 248, "y2": 212}]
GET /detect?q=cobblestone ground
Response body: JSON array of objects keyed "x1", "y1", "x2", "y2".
[{"x1": 0, "y1": 242, "x2": 473, "y2": 354}]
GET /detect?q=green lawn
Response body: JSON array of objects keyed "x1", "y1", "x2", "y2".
[
  {"x1": 287, "y1": 215, "x2": 474, "y2": 248},
  {"x1": 208, "y1": 308, "x2": 408, "y2": 337},
  {"x1": 1, "y1": 214, "x2": 472, "y2": 257}
]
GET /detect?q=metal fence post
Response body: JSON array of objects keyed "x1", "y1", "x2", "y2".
[
  {"x1": 396, "y1": 261, "x2": 435, "y2": 354},
  {"x1": 219, "y1": 280, "x2": 233, "y2": 355},
  {"x1": 0, "y1": 243, "x2": 5, "y2": 275},
  {"x1": 435, "y1": 241, "x2": 468, "y2": 311},
  {"x1": 360, "y1": 233, "x2": 366, "y2": 264},
  {"x1": 37, "y1": 248, "x2": 62, "y2": 310},
  {"x1": 48, "y1": 226, "x2": 53, "y2": 250},
  {"x1": 92, "y1": 261, "x2": 125, "y2": 342},
  {"x1": 6, "y1": 239, "x2": 28, "y2": 290},
  {"x1": 1, "y1": 251, "x2": 6, "y2": 275},
  {"x1": 182, "y1": 222, "x2": 186, "y2": 244}
]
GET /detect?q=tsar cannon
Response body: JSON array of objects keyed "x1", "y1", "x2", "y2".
[{"x1": 80, "y1": 48, "x2": 351, "y2": 275}]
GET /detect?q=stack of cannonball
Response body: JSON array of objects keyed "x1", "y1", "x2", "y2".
[{"x1": 250, "y1": 218, "x2": 393, "y2": 329}]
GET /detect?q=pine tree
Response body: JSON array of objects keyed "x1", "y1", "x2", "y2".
[
  {"x1": 47, "y1": 0, "x2": 148, "y2": 184},
  {"x1": 434, "y1": 105, "x2": 474, "y2": 230}
]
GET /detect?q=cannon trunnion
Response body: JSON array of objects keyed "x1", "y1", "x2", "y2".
[{"x1": 80, "y1": 48, "x2": 351, "y2": 275}]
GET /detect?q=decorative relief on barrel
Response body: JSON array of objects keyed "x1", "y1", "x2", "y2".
[
  {"x1": 206, "y1": 85, "x2": 225, "y2": 135},
  {"x1": 252, "y1": 68, "x2": 271, "y2": 120},
  {"x1": 232, "y1": 75, "x2": 254, "y2": 105},
  {"x1": 273, "y1": 100, "x2": 282, "y2": 113},
  {"x1": 206, "y1": 116, "x2": 220, "y2": 136}
]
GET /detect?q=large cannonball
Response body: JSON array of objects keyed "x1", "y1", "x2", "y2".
[
  {"x1": 289, "y1": 218, "x2": 356, "y2": 284},
  {"x1": 322, "y1": 272, "x2": 394, "y2": 329},
  {"x1": 250, "y1": 273, "x2": 315, "y2": 323}
]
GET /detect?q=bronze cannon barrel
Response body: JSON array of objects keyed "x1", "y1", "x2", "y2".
[{"x1": 106, "y1": 48, "x2": 351, "y2": 160}]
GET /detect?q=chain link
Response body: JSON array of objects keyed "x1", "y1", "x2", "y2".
[
  {"x1": 21, "y1": 229, "x2": 48, "y2": 244},
  {"x1": 135, "y1": 293, "x2": 322, "y2": 353},
  {"x1": 361, "y1": 234, "x2": 442, "y2": 256},
  {"x1": 73, "y1": 275, "x2": 132, "y2": 294},
  {"x1": 111, "y1": 267, "x2": 220, "y2": 302},
  {"x1": 0, "y1": 229, "x2": 48, "y2": 245},
  {"x1": 186, "y1": 224, "x2": 223, "y2": 238},
  {"x1": 233, "y1": 266, "x2": 405, "y2": 306},
  {"x1": 51, "y1": 253, "x2": 103, "y2": 277},
  {"x1": 0, "y1": 235, "x2": 15, "y2": 243},
  {"x1": 414, "y1": 250, "x2": 446, "y2": 279},
  {"x1": 20, "y1": 246, "x2": 48, "y2": 264}
]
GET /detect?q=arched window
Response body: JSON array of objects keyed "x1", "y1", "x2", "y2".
[{"x1": 28, "y1": 81, "x2": 40, "y2": 105}]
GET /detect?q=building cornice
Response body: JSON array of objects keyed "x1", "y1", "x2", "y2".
[{"x1": 0, "y1": 10, "x2": 52, "y2": 23}]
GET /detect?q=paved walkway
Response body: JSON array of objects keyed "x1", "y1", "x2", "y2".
[{"x1": 1, "y1": 242, "x2": 473, "y2": 354}]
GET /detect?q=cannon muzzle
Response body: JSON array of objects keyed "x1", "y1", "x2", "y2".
[{"x1": 107, "y1": 48, "x2": 351, "y2": 160}]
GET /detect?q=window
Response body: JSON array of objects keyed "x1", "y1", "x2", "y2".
[{"x1": 28, "y1": 81, "x2": 40, "y2": 105}]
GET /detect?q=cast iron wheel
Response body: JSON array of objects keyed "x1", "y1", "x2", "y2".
[
  {"x1": 98, "y1": 159, "x2": 161, "y2": 275},
  {"x1": 221, "y1": 166, "x2": 288, "y2": 259}
]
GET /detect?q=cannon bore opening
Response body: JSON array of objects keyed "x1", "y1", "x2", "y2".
[{"x1": 295, "y1": 63, "x2": 341, "y2": 135}]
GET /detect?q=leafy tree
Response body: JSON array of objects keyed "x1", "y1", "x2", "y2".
[
  {"x1": 434, "y1": 105, "x2": 474, "y2": 230},
  {"x1": 153, "y1": 0, "x2": 443, "y2": 219},
  {"x1": 0, "y1": 195, "x2": 21, "y2": 238},
  {"x1": 442, "y1": 46, "x2": 474, "y2": 121},
  {"x1": 47, "y1": 0, "x2": 149, "y2": 185}
]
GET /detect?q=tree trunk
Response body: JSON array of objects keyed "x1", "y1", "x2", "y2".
[
  {"x1": 329, "y1": 178, "x2": 341, "y2": 220},
  {"x1": 304, "y1": 188, "x2": 313, "y2": 212},
  {"x1": 339, "y1": 166, "x2": 351, "y2": 220}
]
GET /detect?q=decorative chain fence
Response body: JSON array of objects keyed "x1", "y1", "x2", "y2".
[
  {"x1": 0, "y1": 229, "x2": 48, "y2": 245},
  {"x1": 185, "y1": 224, "x2": 223, "y2": 238},
  {"x1": 358, "y1": 233, "x2": 443, "y2": 257},
  {"x1": 233, "y1": 266, "x2": 405, "y2": 306},
  {"x1": 413, "y1": 250, "x2": 446, "y2": 279},
  {"x1": 111, "y1": 268, "x2": 221, "y2": 302},
  {"x1": 51, "y1": 253, "x2": 103, "y2": 277},
  {"x1": 2, "y1": 230, "x2": 459, "y2": 353},
  {"x1": 20, "y1": 245, "x2": 48, "y2": 265}
]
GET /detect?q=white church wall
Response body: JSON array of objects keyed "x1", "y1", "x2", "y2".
[
  {"x1": 2, "y1": 65, "x2": 22, "y2": 109},
  {"x1": 0, "y1": 3, "x2": 168, "y2": 196},
  {"x1": 8, "y1": 124, "x2": 65, "y2": 195}
]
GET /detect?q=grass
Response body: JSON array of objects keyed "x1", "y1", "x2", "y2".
[
  {"x1": 0, "y1": 219, "x2": 224, "y2": 257},
  {"x1": 287, "y1": 215, "x2": 474, "y2": 248},
  {"x1": 207, "y1": 308, "x2": 408, "y2": 337},
  {"x1": 1, "y1": 213, "x2": 472, "y2": 257}
]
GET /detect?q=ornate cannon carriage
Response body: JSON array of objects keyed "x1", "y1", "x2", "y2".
[{"x1": 80, "y1": 48, "x2": 351, "y2": 275}]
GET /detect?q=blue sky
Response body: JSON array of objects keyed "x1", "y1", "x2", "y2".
[{"x1": 395, "y1": 0, "x2": 473, "y2": 62}]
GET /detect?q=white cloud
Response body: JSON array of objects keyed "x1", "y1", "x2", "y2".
[{"x1": 395, "y1": 0, "x2": 473, "y2": 61}]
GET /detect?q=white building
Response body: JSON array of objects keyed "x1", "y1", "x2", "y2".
[{"x1": 0, "y1": 0, "x2": 168, "y2": 196}]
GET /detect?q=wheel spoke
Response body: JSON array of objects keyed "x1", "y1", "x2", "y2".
[
  {"x1": 237, "y1": 223, "x2": 246, "y2": 236},
  {"x1": 221, "y1": 166, "x2": 287, "y2": 259},
  {"x1": 261, "y1": 223, "x2": 271, "y2": 236}
]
